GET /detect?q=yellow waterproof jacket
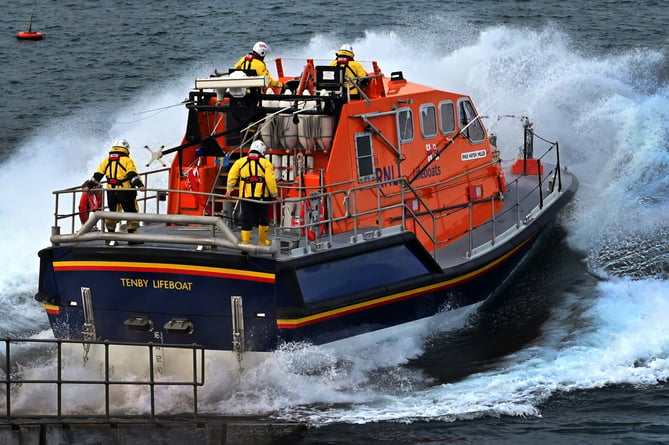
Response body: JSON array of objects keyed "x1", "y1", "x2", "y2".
[
  {"x1": 93, "y1": 146, "x2": 142, "y2": 189},
  {"x1": 329, "y1": 58, "x2": 367, "y2": 96},
  {"x1": 234, "y1": 54, "x2": 281, "y2": 88},
  {"x1": 226, "y1": 154, "x2": 278, "y2": 199}
]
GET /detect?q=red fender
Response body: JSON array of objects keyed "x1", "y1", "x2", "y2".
[{"x1": 78, "y1": 189, "x2": 103, "y2": 223}]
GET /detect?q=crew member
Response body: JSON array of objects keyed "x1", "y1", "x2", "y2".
[
  {"x1": 83, "y1": 139, "x2": 145, "y2": 240},
  {"x1": 329, "y1": 44, "x2": 367, "y2": 98},
  {"x1": 234, "y1": 41, "x2": 283, "y2": 90},
  {"x1": 223, "y1": 140, "x2": 278, "y2": 245}
]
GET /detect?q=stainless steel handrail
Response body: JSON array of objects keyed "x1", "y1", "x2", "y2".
[{"x1": 50, "y1": 129, "x2": 564, "y2": 259}]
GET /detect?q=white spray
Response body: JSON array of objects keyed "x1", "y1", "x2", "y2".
[{"x1": 1, "y1": 24, "x2": 668, "y2": 423}]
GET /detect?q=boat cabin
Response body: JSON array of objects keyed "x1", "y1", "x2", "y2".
[{"x1": 168, "y1": 57, "x2": 504, "y2": 251}]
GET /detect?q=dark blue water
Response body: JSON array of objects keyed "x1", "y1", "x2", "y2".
[{"x1": 2, "y1": 1, "x2": 669, "y2": 443}]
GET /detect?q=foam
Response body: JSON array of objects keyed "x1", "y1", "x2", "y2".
[{"x1": 1, "y1": 22, "x2": 667, "y2": 423}]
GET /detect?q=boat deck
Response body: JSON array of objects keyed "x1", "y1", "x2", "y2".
[{"x1": 50, "y1": 166, "x2": 575, "y2": 272}]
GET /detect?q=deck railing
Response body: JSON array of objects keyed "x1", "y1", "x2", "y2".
[
  {"x1": 343, "y1": 133, "x2": 563, "y2": 258},
  {"x1": 0, "y1": 338, "x2": 205, "y2": 421},
  {"x1": 49, "y1": 130, "x2": 564, "y2": 259}
]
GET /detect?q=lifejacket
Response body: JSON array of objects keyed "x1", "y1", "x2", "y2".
[
  {"x1": 240, "y1": 53, "x2": 256, "y2": 71},
  {"x1": 239, "y1": 153, "x2": 267, "y2": 198},
  {"x1": 335, "y1": 57, "x2": 362, "y2": 95},
  {"x1": 336, "y1": 56, "x2": 359, "y2": 79},
  {"x1": 104, "y1": 151, "x2": 131, "y2": 188}
]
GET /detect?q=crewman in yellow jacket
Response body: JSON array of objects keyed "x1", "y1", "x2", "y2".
[
  {"x1": 223, "y1": 140, "x2": 278, "y2": 245},
  {"x1": 329, "y1": 44, "x2": 367, "y2": 98},
  {"x1": 83, "y1": 139, "x2": 145, "y2": 238},
  {"x1": 234, "y1": 41, "x2": 283, "y2": 90}
]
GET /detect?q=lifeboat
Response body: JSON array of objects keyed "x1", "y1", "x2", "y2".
[{"x1": 35, "y1": 49, "x2": 578, "y2": 378}]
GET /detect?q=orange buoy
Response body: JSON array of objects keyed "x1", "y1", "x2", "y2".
[
  {"x1": 17, "y1": 31, "x2": 43, "y2": 40},
  {"x1": 17, "y1": 12, "x2": 43, "y2": 40}
]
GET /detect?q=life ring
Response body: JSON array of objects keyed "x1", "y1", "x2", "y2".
[
  {"x1": 79, "y1": 189, "x2": 103, "y2": 223},
  {"x1": 294, "y1": 193, "x2": 325, "y2": 241},
  {"x1": 186, "y1": 167, "x2": 212, "y2": 215}
]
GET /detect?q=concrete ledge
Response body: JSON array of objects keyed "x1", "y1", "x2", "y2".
[{"x1": 0, "y1": 417, "x2": 307, "y2": 445}]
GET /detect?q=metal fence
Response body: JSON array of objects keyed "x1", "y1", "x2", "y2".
[{"x1": 1, "y1": 338, "x2": 205, "y2": 421}]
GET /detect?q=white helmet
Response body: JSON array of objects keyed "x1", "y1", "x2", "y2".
[
  {"x1": 337, "y1": 44, "x2": 354, "y2": 59},
  {"x1": 252, "y1": 41, "x2": 270, "y2": 58},
  {"x1": 112, "y1": 138, "x2": 130, "y2": 150},
  {"x1": 250, "y1": 140, "x2": 267, "y2": 155}
]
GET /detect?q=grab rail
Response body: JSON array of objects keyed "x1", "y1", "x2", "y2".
[{"x1": 49, "y1": 128, "x2": 564, "y2": 260}]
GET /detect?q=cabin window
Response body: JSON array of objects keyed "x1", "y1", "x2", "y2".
[
  {"x1": 458, "y1": 99, "x2": 486, "y2": 143},
  {"x1": 397, "y1": 108, "x2": 414, "y2": 143},
  {"x1": 355, "y1": 132, "x2": 376, "y2": 182},
  {"x1": 296, "y1": 244, "x2": 431, "y2": 304},
  {"x1": 420, "y1": 104, "x2": 437, "y2": 139},
  {"x1": 439, "y1": 101, "x2": 456, "y2": 135}
]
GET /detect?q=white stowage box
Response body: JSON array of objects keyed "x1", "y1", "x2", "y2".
[{"x1": 194, "y1": 75, "x2": 268, "y2": 89}]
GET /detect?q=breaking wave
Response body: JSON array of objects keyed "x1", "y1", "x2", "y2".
[{"x1": 0, "y1": 16, "x2": 668, "y2": 424}]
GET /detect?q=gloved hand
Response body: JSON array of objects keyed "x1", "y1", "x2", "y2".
[{"x1": 284, "y1": 79, "x2": 300, "y2": 91}]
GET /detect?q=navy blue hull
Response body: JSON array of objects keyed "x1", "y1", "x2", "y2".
[
  {"x1": 36, "y1": 171, "x2": 576, "y2": 352},
  {"x1": 275, "y1": 231, "x2": 539, "y2": 345},
  {"x1": 37, "y1": 224, "x2": 540, "y2": 352}
]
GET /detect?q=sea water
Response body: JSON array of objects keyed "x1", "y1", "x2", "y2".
[{"x1": 1, "y1": 1, "x2": 668, "y2": 442}]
